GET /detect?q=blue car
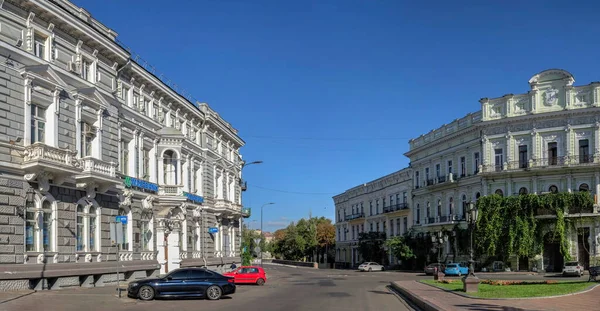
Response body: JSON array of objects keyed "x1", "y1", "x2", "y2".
[
  {"x1": 444, "y1": 263, "x2": 469, "y2": 276},
  {"x1": 127, "y1": 268, "x2": 236, "y2": 301}
]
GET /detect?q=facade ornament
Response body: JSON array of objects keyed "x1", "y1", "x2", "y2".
[
  {"x1": 193, "y1": 207, "x2": 203, "y2": 219},
  {"x1": 85, "y1": 253, "x2": 92, "y2": 263},
  {"x1": 77, "y1": 182, "x2": 97, "y2": 199},
  {"x1": 37, "y1": 254, "x2": 45, "y2": 264},
  {"x1": 118, "y1": 189, "x2": 133, "y2": 207},
  {"x1": 53, "y1": 253, "x2": 59, "y2": 264},
  {"x1": 97, "y1": 254, "x2": 103, "y2": 262},
  {"x1": 141, "y1": 195, "x2": 155, "y2": 211},
  {"x1": 544, "y1": 87, "x2": 559, "y2": 106},
  {"x1": 24, "y1": 171, "x2": 52, "y2": 193},
  {"x1": 23, "y1": 254, "x2": 28, "y2": 264}
]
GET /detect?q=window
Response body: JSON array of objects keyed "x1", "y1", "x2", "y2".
[
  {"x1": 361, "y1": 224, "x2": 364, "y2": 233},
  {"x1": 189, "y1": 269, "x2": 211, "y2": 279},
  {"x1": 121, "y1": 140, "x2": 129, "y2": 175},
  {"x1": 549, "y1": 185, "x2": 558, "y2": 194},
  {"x1": 395, "y1": 219, "x2": 400, "y2": 236},
  {"x1": 579, "y1": 183, "x2": 590, "y2": 192},
  {"x1": 30, "y1": 105, "x2": 46, "y2": 143},
  {"x1": 579, "y1": 139, "x2": 590, "y2": 163},
  {"x1": 89, "y1": 206, "x2": 97, "y2": 251},
  {"x1": 495, "y1": 189, "x2": 504, "y2": 196},
  {"x1": 460, "y1": 157, "x2": 466, "y2": 177},
  {"x1": 425, "y1": 168, "x2": 430, "y2": 181},
  {"x1": 76, "y1": 205, "x2": 84, "y2": 251},
  {"x1": 415, "y1": 171, "x2": 420, "y2": 188},
  {"x1": 416, "y1": 204, "x2": 420, "y2": 225},
  {"x1": 474, "y1": 152, "x2": 480, "y2": 173},
  {"x1": 389, "y1": 195, "x2": 394, "y2": 207},
  {"x1": 360, "y1": 202, "x2": 363, "y2": 214},
  {"x1": 437, "y1": 200, "x2": 442, "y2": 217},
  {"x1": 447, "y1": 160, "x2": 453, "y2": 175},
  {"x1": 548, "y1": 142, "x2": 558, "y2": 165},
  {"x1": 168, "y1": 270, "x2": 189, "y2": 280},
  {"x1": 519, "y1": 187, "x2": 528, "y2": 195},
  {"x1": 376, "y1": 222, "x2": 380, "y2": 232},
  {"x1": 163, "y1": 150, "x2": 178, "y2": 185},
  {"x1": 26, "y1": 198, "x2": 54, "y2": 252},
  {"x1": 81, "y1": 59, "x2": 94, "y2": 82},
  {"x1": 369, "y1": 201, "x2": 373, "y2": 216},
  {"x1": 494, "y1": 149, "x2": 503, "y2": 171},
  {"x1": 122, "y1": 87, "x2": 130, "y2": 105},
  {"x1": 403, "y1": 217, "x2": 407, "y2": 234},
  {"x1": 435, "y1": 164, "x2": 441, "y2": 178},
  {"x1": 376, "y1": 199, "x2": 379, "y2": 214},
  {"x1": 519, "y1": 145, "x2": 528, "y2": 168},
  {"x1": 140, "y1": 212, "x2": 151, "y2": 251},
  {"x1": 449, "y1": 197, "x2": 454, "y2": 215},
  {"x1": 382, "y1": 198, "x2": 386, "y2": 208},
  {"x1": 81, "y1": 122, "x2": 95, "y2": 157},
  {"x1": 462, "y1": 195, "x2": 467, "y2": 217},
  {"x1": 133, "y1": 94, "x2": 139, "y2": 110},
  {"x1": 370, "y1": 223, "x2": 373, "y2": 232},
  {"x1": 34, "y1": 33, "x2": 47, "y2": 59},
  {"x1": 142, "y1": 149, "x2": 150, "y2": 180},
  {"x1": 403, "y1": 192, "x2": 407, "y2": 204}
]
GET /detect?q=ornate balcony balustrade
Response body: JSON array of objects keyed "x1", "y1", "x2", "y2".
[{"x1": 158, "y1": 184, "x2": 184, "y2": 196}]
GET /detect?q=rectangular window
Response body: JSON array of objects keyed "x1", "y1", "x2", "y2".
[
  {"x1": 390, "y1": 195, "x2": 394, "y2": 207},
  {"x1": 43, "y1": 212, "x2": 52, "y2": 251},
  {"x1": 133, "y1": 94, "x2": 139, "y2": 110},
  {"x1": 376, "y1": 222, "x2": 380, "y2": 232},
  {"x1": 579, "y1": 139, "x2": 590, "y2": 163},
  {"x1": 76, "y1": 212, "x2": 84, "y2": 251},
  {"x1": 376, "y1": 199, "x2": 379, "y2": 214},
  {"x1": 361, "y1": 224, "x2": 364, "y2": 233},
  {"x1": 396, "y1": 219, "x2": 400, "y2": 236},
  {"x1": 447, "y1": 160, "x2": 453, "y2": 175},
  {"x1": 390, "y1": 219, "x2": 393, "y2": 235},
  {"x1": 415, "y1": 171, "x2": 420, "y2": 187},
  {"x1": 122, "y1": 87, "x2": 129, "y2": 105},
  {"x1": 82, "y1": 59, "x2": 93, "y2": 82},
  {"x1": 370, "y1": 223, "x2": 373, "y2": 232},
  {"x1": 548, "y1": 142, "x2": 558, "y2": 165},
  {"x1": 403, "y1": 192, "x2": 407, "y2": 204},
  {"x1": 81, "y1": 123, "x2": 94, "y2": 157},
  {"x1": 435, "y1": 164, "x2": 440, "y2": 178},
  {"x1": 369, "y1": 201, "x2": 373, "y2": 216},
  {"x1": 30, "y1": 105, "x2": 46, "y2": 143},
  {"x1": 403, "y1": 217, "x2": 407, "y2": 234},
  {"x1": 425, "y1": 168, "x2": 430, "y2": 180},
  {"x1": 519, "y1": 145, "x2": 528, "y2": 168},
  {"x1": 360, "y1": 202, "x2": 363, "y2": 214},
  {"x1": 25, "y1": 211, "x2": 36, "y2": 252},
  {"x1": 474, "y1": 152, "x2": 480, "y2": 173},
  {"x1": 89, "y1": 213, "x2": 96, "y2": 251},
  {"x1": 34, "y1": 33, "x2": 46, "y2": 59},
  {"x1": 494, "y1": 149, "x2": 503, "y2": 171},
  {"x1": 460, "y1": 156, "x2": 466, "y2": 176}
]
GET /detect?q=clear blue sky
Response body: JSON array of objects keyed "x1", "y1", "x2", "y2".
[{"x1": 74, "y1": 0, "x2": 600, "y2": 232}]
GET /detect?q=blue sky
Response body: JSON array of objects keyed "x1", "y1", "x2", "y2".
[{"x1": 73, "y1": 0, "x2": 600, "y2": 232}]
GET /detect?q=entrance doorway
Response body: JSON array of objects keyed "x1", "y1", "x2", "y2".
[
  {"x1": 577, "y1": 227, "x2": 591, "y2": 270},
  {"x1": 518, "y1": 256, "x2": 529, "y2": 271},
  {"x1": 543, "y1": 233, "x2": 564, "y2": 272}
]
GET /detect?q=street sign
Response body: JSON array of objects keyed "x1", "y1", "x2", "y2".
[
  {"x1": 254, "y1": 238, "x2": 261, "y2": 244},
  {"x1": 115, "y1": 215, "x2": 127, "y2": 224},
  {"x1": 208, "y1": 227, "x2": 218, "y2": 234},
  {"x1": 254, "y1": 246, "x2": 261, "y2": 254}
]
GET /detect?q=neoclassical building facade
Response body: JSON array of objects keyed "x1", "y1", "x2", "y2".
[
  {"x1": 333, "y1": 169, "x2": 412, "y2": 268},
  {"x1": 0, "y1": 0, "x2": 247, "y2": 291},
  {"x1": 335, "y1": 69, "x2": 600, "y2": 271}
]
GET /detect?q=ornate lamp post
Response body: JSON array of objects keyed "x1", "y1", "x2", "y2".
[
  {"x1": 462, "y1": 201, "x2": 480, "y2": 292},
  {"x1": 431, "y1": 231, "x2": 448, "y2": 280}
]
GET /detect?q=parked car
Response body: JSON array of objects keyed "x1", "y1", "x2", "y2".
[
  {"x1": 127, "y1": 268, "x2": 236, "y2": 301},
  {"x1": 424, "y1": 263, "x2": 444, "y2": 275},
  {"x1": 562, "y1": 261, "x2": 584, "y2": 277},
  {"x1": 358, "y1": 262, "x2": 384, "y2": 272},
  {"x1": 443, "y1": 263, "x2": 469, "y2": 276},
  {"x1": 223, "y1": 266, "x2": 268, "y2": 285}
]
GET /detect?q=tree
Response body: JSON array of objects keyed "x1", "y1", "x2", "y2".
[
  {"x1": 358, "y1": 232, "x2": 386, "y2": 263},
  {"x1": 316, "y1": 218, "x2": 335, "y2": 263},
  {"x1": 386, "y1": 236, "x2": 415, "y2": 262}
]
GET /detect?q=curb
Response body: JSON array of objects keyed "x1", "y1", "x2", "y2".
[
  {"x1": 389, "y1": 281, "x2": 444, "y2": 311},
  {"x1": 0, "y1": 290, "x2": 36, "y2": 304}
]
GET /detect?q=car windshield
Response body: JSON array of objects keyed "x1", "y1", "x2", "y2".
[
  {"x1": 565, "y1": 262, "x2": 579, "y2": 266},
  {"x1": 446, "y1": 264, "x2": 457, "y2": 268}
]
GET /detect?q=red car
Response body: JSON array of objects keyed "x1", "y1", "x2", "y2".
[{"x1": 223, "y1": 266, "x2": 267, "y2": 285}]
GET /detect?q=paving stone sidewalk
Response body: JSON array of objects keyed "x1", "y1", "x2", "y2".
[{"x1": 391, "y1": 280, "x2": 600, "y2": 311}]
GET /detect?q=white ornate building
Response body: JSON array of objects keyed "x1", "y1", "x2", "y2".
[
  {"x1": 0, "y1": 0, "x2": 247, "y2": 291},
  {"x1": 335, "y1": 69, "x2": 600, "y2": 271}
]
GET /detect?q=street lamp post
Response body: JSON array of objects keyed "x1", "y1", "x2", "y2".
[
  {"x1": 238, "y1": 160, "x2": 262, "y2": 263},
  {"x1": 260, "y1": 202, "x2": 275, "y2": 266},
  {"x1": 462, "y1": 201, "x2": 480, "y2": 292},
  {"x1": 431, "y1": 231, "x2": 448, "y2": 280}
]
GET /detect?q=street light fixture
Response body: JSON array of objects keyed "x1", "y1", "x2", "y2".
[
  {"x1": 462, "y1": 201, "x2": 480, "y2": 292},
  {"x1": 260, "y1": 202, "x2": 275, "y2": 266}
]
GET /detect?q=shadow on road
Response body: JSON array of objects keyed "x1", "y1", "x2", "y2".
[
  {"x1": 454, "y1": 303, "x2": 538, "y2": 311},
  {"x1": 368, "y1": 290, "x2": 392, "y2": 295}
]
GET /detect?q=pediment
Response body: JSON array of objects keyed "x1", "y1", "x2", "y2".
[
  {"x1": 20, "y1": 64, "x2": 68, "y2": 89},
  {"x1": 529, "y1": 69, "x2": 574, "y2": 87},
  {"x1": 72, "y1": 87, "x2": 114, "y2": 110}
]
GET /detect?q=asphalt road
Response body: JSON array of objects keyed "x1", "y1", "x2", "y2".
[{"x1": 0, "y1": 264, "x2": 416, "y2": 311}]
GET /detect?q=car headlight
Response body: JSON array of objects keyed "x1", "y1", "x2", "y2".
[{"x1": 129, "y1": 282, "x2": 139, "y2": 287}]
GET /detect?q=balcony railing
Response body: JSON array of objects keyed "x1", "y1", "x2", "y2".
[
  {"x1": 437, "y1": 175, "x2": 446, "y2": 183},
  {"x1": 426, "y1": 179, "x2": 434, "y2": 186},
  {"x1": 568, "y1": 206, "x2": 594, "y2": 214},
  {"x1": 80, "y1": 156, "x2": 117, "y2": 177},
  {"x1": 482, "y1": 155, "x2": 599, "y2": 174},
  {"x1": 383, "y1": 203, "x2": 409, "y2": 213},
  {"x1": 346, "y1": 213, "x2": 365, "y2": 221},
  {"x1": 140, "y1": 251, "x2": 157, "y2": 260},
  {"x1": 22, "y1": 143, "x2": 79, "y2": 168},
  {"x1": 427, "y1": 217, "x2": 436, "y2": 224},
  {"x1": 158, "y1": 184, "x2": 184, "y2": 195}
]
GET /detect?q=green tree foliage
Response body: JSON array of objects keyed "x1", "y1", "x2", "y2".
[
  {"x1": 270, "y1": 216, "x2": 336, "y2": 261},
  {"x1": 358, "y1": 232, "x2": 386, "y2": 263},
  {"x1": 385, "y1": 236, "x2": 415, "y2": 261},
  {"x1": 475, "y1": 192, "x2": 594, "y2": 262}
]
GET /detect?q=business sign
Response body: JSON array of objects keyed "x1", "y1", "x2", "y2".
[
  {"x1": 123, "y1": 176, "x2": 158, "y2": 193},
  {"x1": 208, "y1": 227, "x2": 218, "y2": 234},
  {"x1": 116, "y1": 215, "x2": 128, "y2": 225},
  {"x1": 183, "y1": 192, "x2": 204, "y2": 204}
]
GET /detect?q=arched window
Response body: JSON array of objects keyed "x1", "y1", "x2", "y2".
[
  {"x1": 549, "y1": 185, "x2": 558, "y2": 194},
  {"x1": 475, "y1": 192, "x2": 481, "y2": 200},
  {"x1": 579, "y1": 184, "x2": 590, "y2": 192},
  {"x1": 519, "y1": 187, "x2": 528, "y2": 195},
  {"x1": 26, "y1": 196, "x2": 55, "y2": 253},
  {"x1": 449, "y1": 197, "x2": 454, "y2": 215},
  {"x1": 495, "y1": 189, "x2": 504, "y2": 197},
  {"x1": 163, "y1": 150, "x2": 178, "y2": 185}
]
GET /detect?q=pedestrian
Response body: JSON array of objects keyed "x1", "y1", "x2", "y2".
[{"x1": 230, "y1": 262, "x2": 237, "y2": 271}]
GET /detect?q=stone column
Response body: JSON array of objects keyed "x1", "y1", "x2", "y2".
[
  {"x1": 506, "y1": 132, "x2": 513, "y2": 167},
  {"x1": 156, "y1": 220, "x2": 168, "y2": 274},
  {"x1": 531, "y1": 129, "x2": 538, "y2": 163}
]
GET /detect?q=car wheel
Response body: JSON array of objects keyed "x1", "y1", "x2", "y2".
[
  {"x1": 206, "y1": 285, "x2": 222, "y2": 300},
  {"x1": 256, "y1": 278, "x2": 265, "y2": 286},
  {"x1": 381, "y1": 267, "x2": 384, "y2": 271},
  {"x1": 138, "y1": 285, "x2": 155, "y2": 301},
  {"x1": 368, "y1": 268, "x2": 372, "y2": 272}
]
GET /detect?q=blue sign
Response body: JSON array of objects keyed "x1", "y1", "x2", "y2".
[
  {"x1": 123, "y1": 176, "x2": 158, "y2": 193},
  {"x1": 183, "y1": 192, "x2": 204, "y2": 204},
  {"x1": 116, "y1": 216, "x2": 128, "y2": 225},
  {"x1": 208, "y1": 227, "x2": 218, "y2": 234}
]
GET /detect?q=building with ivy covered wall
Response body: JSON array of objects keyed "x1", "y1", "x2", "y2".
[
  {"x1": 0, "y1": 0, "x2": 248, "y2": 291},
  {"x1": 336, "y1": 69, "x2": 600, "y2": 272}
]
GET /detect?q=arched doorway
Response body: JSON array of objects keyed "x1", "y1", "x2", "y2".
[{"x1": 543, "y1": 232, "x2": 564, "y2": 273}]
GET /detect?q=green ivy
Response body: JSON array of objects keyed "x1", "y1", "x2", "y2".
[{"x1": 475, "y1": 192, "x2": 595, "y2": 262}]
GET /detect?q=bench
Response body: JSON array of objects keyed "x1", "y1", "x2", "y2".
[{"x1": 589, "y1": 266, "x2": 599, "y2": 282}]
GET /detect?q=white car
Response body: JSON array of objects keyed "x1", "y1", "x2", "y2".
[
  {"x1": 562, "y1": 261, "x2": 584, "y2": 277},
  {"x1": 358, "y1": 262, "x2": 384, "y2": 272}
]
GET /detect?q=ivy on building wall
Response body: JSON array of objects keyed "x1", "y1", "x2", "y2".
[{"x1": 474, "y1": 192, "x2": 595, "y2": 262}]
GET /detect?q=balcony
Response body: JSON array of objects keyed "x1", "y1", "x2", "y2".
[
  {"x1": 22, "y1": 142, "x2": 82, "y2": 176},
  {"x1": 482, "y1": 155, "x2": 599, "y2": 174},
  {"x1": 75, "y1": 156, "x2": 120, "y2": 192},
  {"x1": 383, "y1": 203, "x2": 409, "y2": 213},
  {"x1": 158, "y1": 184, "x2": 184, "y2": 196},
  {"x1": 346, "y1": 213, "x2": 365, "y2": 221}
]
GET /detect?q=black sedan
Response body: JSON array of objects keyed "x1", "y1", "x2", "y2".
[{"x1": 127, "y1": 268, "x2": 236, "y2": 301}]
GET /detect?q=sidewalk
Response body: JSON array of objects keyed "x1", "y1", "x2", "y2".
[
  {"x1": 390, "y1": 280, "x2": 600, "y2": 311},
  {"x1": 0, "y1": 290, "x2": 35, "y2": 304}
]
